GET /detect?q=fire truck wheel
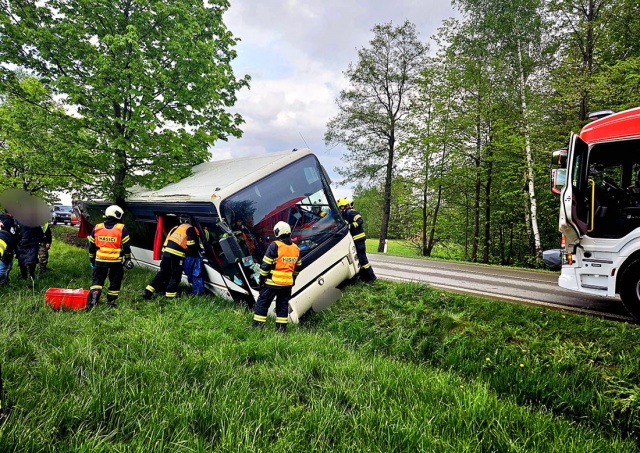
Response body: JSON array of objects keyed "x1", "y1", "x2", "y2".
[{"x1": 619, "y1": 258, "x2": 640, "y2": 319}]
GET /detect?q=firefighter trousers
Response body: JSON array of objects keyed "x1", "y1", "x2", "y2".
[
  {"x1": 91, "y1": 261, "x2": 124, "y2": 303},
  {"x1": 253, "y1": 285, "x2": 291, "y2": 329},
  {"x1": 355, "y1": 239, "x2": 376, "y2": 281},
  {"x1": 146, "y1": 255, "x2": 184, "y2": 298}
]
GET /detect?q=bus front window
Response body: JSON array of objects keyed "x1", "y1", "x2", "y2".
[{"x1": 220, "y1": 155, "x2": 347, "y2": 268}]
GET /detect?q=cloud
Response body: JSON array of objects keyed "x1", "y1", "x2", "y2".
[{"x1": 216, "y1": 1, "x2": 458, "y2": 196}]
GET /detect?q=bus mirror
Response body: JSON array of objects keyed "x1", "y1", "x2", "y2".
[
  {"x1": 551, "y1": 149, "x2": 568, "y2": 167},
  {"x1": 551, "y1": 168, "x2": 566, "y2": 195}
]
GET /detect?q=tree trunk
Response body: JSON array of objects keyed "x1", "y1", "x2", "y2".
[
  {"x1": 518, "y1": 42, "x2": 542, "y2": 257},
  {"x1": 426, "y1": 183, "x2": 443, "y2": 256},
  {"x1": 421, "y1": 186, "x2": 428, "y2": 256},
  {"x1": 377, "y1": 140, "x2": 394, "y2": 252},
  {"x1": 482, "y1": 148, "x2": 492, "y2": 264}
]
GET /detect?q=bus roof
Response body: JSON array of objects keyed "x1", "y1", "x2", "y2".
[
  {"x1": 128, "y1": 148, "x2": 314, "y2": 203},
  {"x1": 580, "y1": 107, "x2": 640, "y2": 143}
]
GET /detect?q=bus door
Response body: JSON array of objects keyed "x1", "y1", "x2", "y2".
[{"x1": 560, "y1": 133, "x2": 589, "y2": 245}]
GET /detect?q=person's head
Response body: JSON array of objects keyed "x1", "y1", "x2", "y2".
[
  {"x1": 104, "y1": 205, "x2": 124, "y2": 220},
  {"x1": 273, "y1": 221, "x2": 291, "y2": 239},
  {"x1": 179, "y1": 214, "x2": 191, "y2": 225},
  {"x1": 336, "y1": 198, "x2": 350, "y2": 212}
]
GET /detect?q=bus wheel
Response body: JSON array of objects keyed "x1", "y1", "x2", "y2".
[{"x1": 619, "y1": 259, "x2": 640, "y2": 319}]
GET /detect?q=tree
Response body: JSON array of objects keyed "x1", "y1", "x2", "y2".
[
  {"x1": 325, "y1": 20, "x2": 428, "y2": 252},
  {"x1": 453, "y1": 0, "x2": 547, "y2": 258},
  {"x1": 0, "y1": 76, "x2": 90, "y2": 201},
  {"x1": 0, "y1": 0, "x2": 249, "y2": 204}
]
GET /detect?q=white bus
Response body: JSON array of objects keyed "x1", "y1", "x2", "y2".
[
  {"x1": 549, "y1": 107, "x2": 640, "y2": 318},
  {"x1": 86, "y1": 149, "x2": 360, "y2": 322}
]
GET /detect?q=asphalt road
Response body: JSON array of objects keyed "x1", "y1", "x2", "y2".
[{"x1": 367, "y1": 253, "x2": 636, "y2": 323}]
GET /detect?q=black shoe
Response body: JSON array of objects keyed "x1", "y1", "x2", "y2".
[
  {"x1": 106, "y1": 301, "x2": 117, "y2": 309},
  {"x1": 142, "y1": 289, "x2": 153, "y2": 300}
]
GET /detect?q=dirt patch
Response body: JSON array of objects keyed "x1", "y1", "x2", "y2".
[{"x1": 51, "y1": 226, "x2": 88, "y2": 249}]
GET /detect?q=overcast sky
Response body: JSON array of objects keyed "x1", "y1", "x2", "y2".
[{"x1": 214, "y1": 1, "x2": 458, "y2": 199}]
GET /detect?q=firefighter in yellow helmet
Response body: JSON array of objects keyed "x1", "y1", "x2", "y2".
[
  {"x1": 252, "y1": 221, "x2": 302, "y2": 332},
  {"x1": 143, "y1": 214, "x2": 200, "y2": 300},
  {"x1": 337, "y1": 197, "x2": 376, "y2": 283},
  {"x1": 87, "y1": 205, "x2": 132, "y2": 309}
]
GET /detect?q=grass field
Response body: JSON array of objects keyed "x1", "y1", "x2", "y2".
[
  {"x1": 0, "y1": 228, "x2": 639, "y2": 451},
  {"x1": 365, "y1": 238, "x2": 466, "y2": 261}
]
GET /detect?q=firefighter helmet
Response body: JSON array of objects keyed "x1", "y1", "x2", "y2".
[
  {"x1": 274, "y1": 221, "x2": 291, "y2": 238},
  {"x1": 337, "y1": 198, "x2": 350, "y2": 208},
  {"x1": 105, "y1": 205, "x2": 124, "y2": 220}
]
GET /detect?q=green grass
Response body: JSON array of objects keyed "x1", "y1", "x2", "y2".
[
  {"x1": 366, "y1": 238, "x2": 467, "y2": 261},
  {"x1": 0, "y1": 229, "x2": 638, "y2": 451}
]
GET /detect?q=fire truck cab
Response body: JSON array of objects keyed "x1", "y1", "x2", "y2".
[{"x1": 550, "y1": 107, "x2": 640, "y2": 318}]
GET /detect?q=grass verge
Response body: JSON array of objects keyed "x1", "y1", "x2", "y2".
[{"x1": 0, "y1": 230, "x2": 637, "y2": 451}]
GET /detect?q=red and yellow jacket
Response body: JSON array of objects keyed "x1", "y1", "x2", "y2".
[
  {"x1": 88, "y1": 218, "x2": 131, "y2": 263},
  {"x1": 260, "y1": 239, "x2": 302, "y2": 287}
]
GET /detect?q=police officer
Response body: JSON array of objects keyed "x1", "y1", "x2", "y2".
[
  {"x1": 87, "y1": 205, "x2": 132, "y2": 309},
  {"x1": 252, "y1": 221, "x2": 302, "y2": 333},
  {"x1": 143, "y1": 214, "x2": 199, "y2": 300},
  {"x1": 337, "y1": 198, "x2": 376, "y2": 283}
]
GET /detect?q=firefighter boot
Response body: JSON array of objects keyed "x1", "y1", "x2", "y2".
[
  {"x1": 106, "y1": 295, "x2": 117, "y2": 309},
  {"x1": 252, "y1": 320, "x2": 265, "y2": 330},
  {"x1": 85, "y1": 290, "x2": 101, "y2": 311},
  {"x1": 142, "y1": 287, "x2": 154, "y2": 300},
  {"x1": 275, "y1": 322, "x2": 287, "y2": 334}
]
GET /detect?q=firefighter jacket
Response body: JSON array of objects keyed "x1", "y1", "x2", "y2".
[
  {"x1": 163, "y1": 223, "x2": 199, "y2": 258},
  {"x1": 89, "y1": 217, "x2": 131, "y2": 263},
  {"x1": 344, "y1": 208, "x2": 366, "y2": 242},
  {"x1": 0, "y1": 229, "x2": 13, "y2": 260},
  {"x1": 260, "y1": 238, "x2": 302, "y2": 287}
]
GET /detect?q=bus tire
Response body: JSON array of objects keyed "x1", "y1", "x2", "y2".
[{"x1": 619, "y1": 259, "x2": 640, "y2": 319}]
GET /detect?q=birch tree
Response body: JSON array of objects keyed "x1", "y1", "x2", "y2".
[{"x1": 325, "y1": 20, "x2": 428, "y2": 252}]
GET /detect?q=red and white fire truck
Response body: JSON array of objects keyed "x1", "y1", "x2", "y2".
[{"x1": 550, "y1": 107, "x2": 640, "y2": 318}]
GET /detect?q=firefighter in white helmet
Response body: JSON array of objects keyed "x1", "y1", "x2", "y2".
[
  {"x1": 252, "y1": 221, "x2": 302, "y2": 332},
  {"x1": 337, "y1": 197, "x2": 376, "y2": 283},
  {"x1": 87, "y1": 205, "x2": 132, "y2": 309}
]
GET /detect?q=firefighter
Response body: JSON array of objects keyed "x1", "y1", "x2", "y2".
[
  {"x1": 337, "y1": 197, "x2": 376, "y2": 283},
  {"x1": 38, "y1": 222, "x2": 52, "y2": 272},
  {"x1": 87, "y1": 205, "x2": 132, "y2": 309},
  {"x1": 0, "y1": 222, "x2": 15, "y2": 276},
  {"x1": 143, "y1": 214, "x2": 200, "y2": 300},
  {"x1": 0, "y1": 211, "x2": 17, "y2": 285},
  {"x1": 252, "y1": 221, "x2": 302, "y2": 333}
]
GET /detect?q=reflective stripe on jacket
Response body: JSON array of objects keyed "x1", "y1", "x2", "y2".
[
  {"x1": 94, "y1": 223, "x2": 124, "y2": 262},
  {"x1": 163, "y1": 224, "x2": 191, "y2": 258},
  {"x1": 345, "y1": 208, "x2": 366, "y2": 241},
  {"x1": 263, "y1": 240, "x2": 301, "y2": 286}
]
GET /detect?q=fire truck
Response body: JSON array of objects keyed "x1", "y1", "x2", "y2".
[{"x1": 550, "y1": 107, "x2": 640, "y2": 318}]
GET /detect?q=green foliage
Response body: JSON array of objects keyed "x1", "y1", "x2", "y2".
[
  {"x1": 325, "y1": 20, "x2": 429, "y2": 252},
  {"x1": 0, "y1": 77, "x2": 89, "y2": 202},
  {"x1": 0, "y1": 0, "x2": 249, "y2": 202}
]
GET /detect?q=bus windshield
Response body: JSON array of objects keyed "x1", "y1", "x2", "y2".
[{"x1": 220, "y1": 155, "x2": 346, "y2": 262}]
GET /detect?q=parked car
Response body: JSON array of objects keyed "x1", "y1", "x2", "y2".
[{"x1": 51, "y1": 205, "x2": 73, "y2": 225}]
